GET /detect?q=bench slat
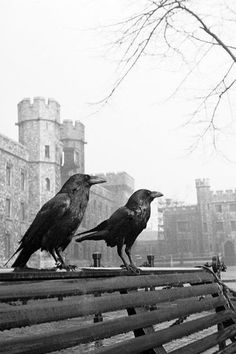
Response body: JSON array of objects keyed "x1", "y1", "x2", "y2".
[
  {"x1": 217, "y1": 342, "x2": 236, "y2": 354},
  {"x1": 0, "y1": 267, "x2": 208, "y2": 282},
  {"x1": 0, "y1": 295, "x2": 227, "y2": 354},
  {"x1": 0, "y1": 283, "x2": 220, "y2": 330},
  {"x1": 169, "y1": 324, "x2": 236, "y2": 354},
  {"x1": 91, "y1": 311, "x2": 236, "y2": 354},
  {"x1": 0, "y1": 272, "x2": 214, "y2": 302}
]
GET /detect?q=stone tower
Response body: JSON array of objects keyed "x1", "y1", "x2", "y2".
[
  {"x1": 60, "y1": 119, "x2": 85, "y2": 185},
  {"x1": 195, "y1": 179, "x2": 213, "y2": 254},
  {"x1": 17, "y1": 97, "x2": 63, "y2": 221}
]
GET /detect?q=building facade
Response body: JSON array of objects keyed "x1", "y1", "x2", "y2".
[
  {"x1": 163, "y1": 179, "x2": 236, "y2": 265},
  {"x1": 0, "y1": 97, "x2": 134, "y2": 267}
]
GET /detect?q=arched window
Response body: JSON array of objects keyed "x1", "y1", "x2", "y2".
[{"x1": 45, "y1": 178, "x2": 50, "y2": 191}]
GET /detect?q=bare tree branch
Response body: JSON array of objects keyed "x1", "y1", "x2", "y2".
[{"x1": 99, "y1": 0, "x2": 236, "y2": 150}]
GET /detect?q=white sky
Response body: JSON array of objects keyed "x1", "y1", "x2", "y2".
[{"x1": 1, "y1": 0, "x2": 236, "y2": 204}]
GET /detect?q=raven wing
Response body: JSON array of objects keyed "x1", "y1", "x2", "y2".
[
  {"x1": 20, "y1": 193, "x2": 71, "y2": 246},
  {"x1": 75, "y1": 206, "x2": 136, "y2": 246},
  {"x1": 104, "y1": 206, "x2": 139, "y2": 246}
]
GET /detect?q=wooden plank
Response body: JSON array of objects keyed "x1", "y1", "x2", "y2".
[
  {"x1": 0, "y1": 283, "x2": 220, "y2": 330},
  {"x1": 217, "y1": 343, "x2": 236, "y2": 354},
  {"x1": 0, "y1": 266, "x2": 208, "y2": 282},
  {"x1": 169, "y1": 324, "x2": 236, "y2": 354},
  {"x1": 91, "y1": 311, "x2": 236, "y2": 354},
  {"x1": 0, "y1": 272, "x2": 214, "y2": 302},
  {"x1": 0, "y1": 296, "x2": 227, "y2": 354},
  {"x1": 120, "y1": 289, "x2": 166, "y2": 354}
]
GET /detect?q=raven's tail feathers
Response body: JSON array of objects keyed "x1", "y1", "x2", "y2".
[
  {"x1": 74, "y1": 220, "x2": 108, "y2": 238},
  {"x1": 76, "y1": 231, "x2": 108, "y2": 243},
  {"x1": 4, "y1": 245, "x2": 22, "y2": 267},
  {"x1": 11, "y1": 248, "x2": 33, "y2": 268}
]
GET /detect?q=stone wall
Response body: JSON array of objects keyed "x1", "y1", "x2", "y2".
[
  {"x1": 0, "y1": 133, "x2": 29, "y2": 265},
  {"x1": 0, "y1": 97, "x2": 135, "y2": 268}
]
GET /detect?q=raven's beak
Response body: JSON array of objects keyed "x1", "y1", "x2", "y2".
[
  {"x1": 89, "y1": 176, "x2": 106, "y2": 185},
  {"x1": 151, "y1": 191, "x2": 163, "y2": 199}
]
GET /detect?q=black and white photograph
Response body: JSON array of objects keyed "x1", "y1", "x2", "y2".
[{"x1": 1, "y1": 1, "x2": 236, "y2": 353}]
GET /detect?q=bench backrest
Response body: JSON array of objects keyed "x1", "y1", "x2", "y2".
[{"x1": 0, "y1": 268, "x2": 235, "y2": 354}]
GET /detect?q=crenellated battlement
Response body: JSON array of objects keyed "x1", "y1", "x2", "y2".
[
  {"x1": 17, "y1": 97, "x2": 60, "y2": 124},
  {"x1": 60, "y1": 119, "x2": 85, "y2": 142},
  {"x1": 165, "y1": 205, "x2": 198, "y2": 213},
  {"x1": 212, "y1": 189, "x2": 236, "y2": 202},
  {"x1": 195, "y1": 178, "x2": 210, "y2": 188},
  {"x1": 96, "y1": 172, "x2": 135, "y2": 192}
]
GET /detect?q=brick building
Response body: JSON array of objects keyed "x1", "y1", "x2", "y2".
[
  {"x1": 0, "y1": 97, "x2": 134, "y2": 267},
  {"x1": 163, "y1": 179, "x2": 236, "y2": 265}
]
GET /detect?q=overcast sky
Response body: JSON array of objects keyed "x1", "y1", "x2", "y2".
[{"x1": 1, "y1": 0, "x2": 236, "y2": 204}]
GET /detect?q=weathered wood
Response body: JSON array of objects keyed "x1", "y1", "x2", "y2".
[
  {"x1": 217, "y1": 343, "x2": 236, "y2": 354},
  {"x1": 120, "y1": 289, "x2": 166, "y2": 354},
  {"x1": 0, "y1": 266, "x2": 209, "y2": 282},
  {"x1": 0, "y1": 272, "x2": 214, "y2": 302},
  {"x1": 91, "y1": 311, "x2": 236, "y2": 354},
  {"x1": 169, "y1": 324, "x2": 236, "y2": 354},
  {"x1": 0, "y1": 296, "x2": 227, "y2": 354},
  {"x1": 0, "y1": 283, "x2": 220, "y2": 330},
  {"x1": 1, "y1": 266, "x2": 235, "y2": 354}
]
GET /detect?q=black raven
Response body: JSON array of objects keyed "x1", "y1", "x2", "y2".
[
  {"x1": 75, "y1": 189, "x2": 163, "y2": 273},
  {"x1": 5, "y1": 174, "x2": 106, "y2": 270}
]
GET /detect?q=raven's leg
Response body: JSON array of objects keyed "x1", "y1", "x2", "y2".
[
  {"x1": 125, "y1": 245, "x2": 140, "y2": 274},
  {"x1": 50, "y1": 249, "x2": 62, "y2": 268},
  {"x1": 55, "y1": 249, "x2": 77, "y2": 270},
  {"x1": 117, "y1": 243, "x2": 130, "y2": 271}
]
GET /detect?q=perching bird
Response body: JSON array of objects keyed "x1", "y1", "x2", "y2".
[
  {"x1": 5, "y1": 174, "x2": 106, "y2": 270},
  {"x1": 75, "y1": 189, "x2": 163, "y2": 273}
]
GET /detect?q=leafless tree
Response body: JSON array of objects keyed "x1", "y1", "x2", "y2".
[{"x1": 101, "y1": 0, "x2": 236, "y2": 150}]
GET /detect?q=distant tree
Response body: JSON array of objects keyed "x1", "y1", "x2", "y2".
[{"x1": 102, "y1": 0, "x2": 236, "y2": 150}]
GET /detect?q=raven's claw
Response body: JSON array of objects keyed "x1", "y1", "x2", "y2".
[
  {"x1": 120, "y1": 264, "x2": 140, "y2": 274},
  {"x1": 128, "y1": 264, "x2": 141, "y2": 274},
  {"x1": 56, "y1": 262, "x2": 77, "y2": 271}
]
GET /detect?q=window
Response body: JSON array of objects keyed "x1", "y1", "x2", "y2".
[
  {"x1": 45, "y1": 178, "x2": 50, "y2": 191},
  {"x1": 230, "y1": 204, "x2": 236, "y2": 212},
  {"x1": 177, "y1": 221, "x2": 189, "y2": 232},
  {"x1": 231, "y1": 221, "x2": 236, "y2": 231},
  {"x1": 4, "y1": 231, "x2": 11, "y2": 258},
  {"x1": 20, "y1": 202, "x2": 26, "y2": 221},
  {"x1": 45, "y1": 145, "x2": 50, "y2": 158},
  {"x1": 60, "y1": 151, "x2": 64, "y2": 166},
  {"x1": 215, "y1": 204, "x2": 222, "y2": 213},
  {"x1": 216, "y1": 221, "x2": 224, "y2": 231},
  {"x1": 20, "y1": 170, "x2": 25, "y2": 191},
  {"x1": 5, "y1": 198, "x2": 11, "y2": 217},
  {"x1": 74, "y1": 151, "x2": 80, "y2": 165},
  {"x1": 6, "y1": 164, "x2": 11, "y2": 186}
]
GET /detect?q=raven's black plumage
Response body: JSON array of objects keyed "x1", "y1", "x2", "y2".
[
  {"x1": 6, "y1": 174, "x2": 106, "y2": 269},
  {"x1": 75, "y1": 189, "x2": 163, "y2": 272}
]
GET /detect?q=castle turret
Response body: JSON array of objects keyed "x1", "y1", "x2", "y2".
[
  {"x1": 60, "y1": 119, "x2": 86, "y2": 184},
  {"x1": 195, "y1": 178, "x2": 211, "y2": 205},
  {"x1": 17, "y1": 97, "x2": 63, "y2": 218}
]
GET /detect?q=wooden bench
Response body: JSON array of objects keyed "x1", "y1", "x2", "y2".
[{"x1": 0, "y1": 267, "x2": 236, "y2": 354}]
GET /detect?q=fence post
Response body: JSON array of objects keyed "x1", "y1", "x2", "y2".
[
  {"x1": 93, "y1": 252, "x2": 103, "y2": 323},
  {"x1": 147, "y1": 255, "x2": 156, "y2": 311},
  {"x1": 93, "y1": 252, "x2": 101, "y2": 267},
  {"x1": 147, "y1": 254, "x2": 155, "y2": 267}
]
